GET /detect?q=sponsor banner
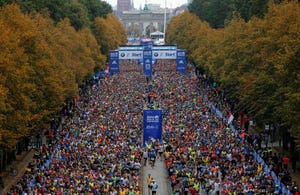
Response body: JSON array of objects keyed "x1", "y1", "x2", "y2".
[
  {"x1": 119, "y1": 50, "x2": 143, "y2": 59},
  {"x1": 143, "y1": 50, "x2": 152, "y2": 76},
  {"x1": 109, "y1": 50, "x2": 119, "y2": 74},
  {"x1": 176, "y1": 49, "x2": 187, "y2": 75},
  {"x1": 152, "y1": 50, "x2": 177, "y2": 59},
  {"x1": 143, "y1": 110, "x2": 163, "y2": 146},
  {"x1": 152, "y1": 45, "x2": 177, "y2": 50},
  {"x1": 119, "y1": 46, "x2": 143, "y2": 51}
]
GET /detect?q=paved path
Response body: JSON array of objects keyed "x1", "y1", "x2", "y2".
[
  {"x1": 143, "y1": 157, "x2": 171, "y2": 195},
  {"x1": 0, "y1": 150, "x2": 34, "y2": 195}
]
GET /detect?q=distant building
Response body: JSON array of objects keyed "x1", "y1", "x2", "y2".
[
  {"x1": 173, "y1": 4, "x2": 187, "y2": 16},
  {"x1": 147, "y1": 4, "x2": 162, "y2": 11},
  {"x1": 117, "y1": 0, "x2": 133, "y2": 17},
  {"x1": 121, "y1": 2, "x2": 188, "y2": 38},
  {"x1": 122, "y1": 8, "x2": 173, "y2": 37}
]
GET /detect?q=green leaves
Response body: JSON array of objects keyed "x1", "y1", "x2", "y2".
[
  {"x1": 168, "y1": 1, "x2": 300, "y2": 149},
  {"x1": 0, "y1": 0, "x2": 113, "y2": 30},
  {"x1": 189, "y1": 0, "x2": 274, "y2": 28}
]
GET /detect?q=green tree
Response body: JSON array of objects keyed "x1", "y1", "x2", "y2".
[
  {"x1": 189, "y1": 0, "x2": 235, "y2": 28},
  {"x1": 233, "y1": 0, "x2": 269, "y2": 21},
  {"x1": 78, "y1": 0, "x2": 112, "y2": 21},
  {"x1": 64, "y1": 1, "x2": 90, "y2": 30},
  {"x1": 173, "y1": 1, "x2": 300, "y2": 149},
  {"x1": 188, "y1": 0, "x2": 288, "y2": 28}
]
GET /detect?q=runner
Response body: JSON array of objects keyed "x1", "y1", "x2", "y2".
[
  {"x1": 143, "y1": 148, "x2": 148, "y2": 166},
  {"x1": 6, "y1": 61, "x2": 297, "y2": 194},
  {"x1": 149, "y1": 148, "x2": 156, "y2": 168},
  {"x1": 150, "y1": 179, "x2": 158, "y2": 195},
  {"x1": 147, "y1": 174, "x2": 153, "y2": 195}
]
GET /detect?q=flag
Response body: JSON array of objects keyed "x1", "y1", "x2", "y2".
[{"x1": 227, "y1": 112, "x2": 234, "y2": 124}]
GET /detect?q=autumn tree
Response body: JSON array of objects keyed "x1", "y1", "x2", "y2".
[
  {"x1": 93, "y1": 13, "x2": 127, "y2": 57},
  {"x1": 166, "y1": 11, "x2": 220, "y2": 71},
  {"x1": 0, "y1": 4, "x2": 106, "y2": 151},
  {"x1": 167, "y1": 1, "x2": 300, "y2": 150},
  {"x1": 0, "y1": 4, "x2": 40, "y2": 149}
]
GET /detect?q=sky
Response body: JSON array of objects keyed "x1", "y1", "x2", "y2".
[{"x1": 104, "y1": 0, "x2": 188, "y2": 9}]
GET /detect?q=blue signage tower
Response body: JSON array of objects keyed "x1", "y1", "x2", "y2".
[
  {"x1": 143, "y1": 110, "x2": 163, "y2": 146},
  {"x1": 177, "y1": 49, "x2": 187, "y2": 75},
  {"x1": 143, "y1": 50, "x2": 153, "y2": 76},
  {"x1": 109, "y1": 50, "x2": 119, "y2": 74}
]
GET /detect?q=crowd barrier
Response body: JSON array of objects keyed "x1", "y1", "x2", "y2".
[
  {"x1": 210, "y1": 103, "x2": 293, "y2": 194},
  {"x1": 26, "y1": 82, "x2": 292, "y2": 194},
  {"x1": 29, "y1": 131, "x2": 70, "y2": 189}
]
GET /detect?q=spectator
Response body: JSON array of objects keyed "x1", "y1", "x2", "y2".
[
  {"x1": 283, "y1": 155, "x2": 290, "y2": 170},
  {"x1": 0, "y1": 176, "x2": 4, "y2": 189}
]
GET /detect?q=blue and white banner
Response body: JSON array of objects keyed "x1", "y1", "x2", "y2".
[
  {"x1": 177, "y1": 49, "x2": 187, "y2": 75},
  {"x1": 152, "y1": 50, "x2": 177, "y2": 59},
  {"x1": 119, "y1": 50, "x2": 143, "y2": 59},
  {"x1": 153, "y1": 45, "x2": 177, "y2": 50},
  {"x1": 119, "y1": 46, "x2": 143, "y2": 51},
  {"x1": 143, "y1": 110, "x2": 163, "y2": 146},
  {"x1": 109, "y1": 50, "x2": 119, "y2": 74},
  {"x1": 142, "y1": 40, "x2": 153, "y2": 50},
  {"x1": 143, "y1": 50, "x2": 152, "y2": 76}
]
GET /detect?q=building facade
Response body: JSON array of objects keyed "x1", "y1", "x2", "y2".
[
  {"x1": 117, "y1": 0, "x2": 133, "y2": 17},
  {"x1": 122, "y1": 9, "x2": 172, "y2": 37}
]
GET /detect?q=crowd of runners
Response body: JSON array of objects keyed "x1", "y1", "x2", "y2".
[{"x1": 6, "y1": 61, "x2": 299, "y2": 195}]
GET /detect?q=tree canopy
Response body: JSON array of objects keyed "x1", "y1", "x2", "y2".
[
  {"x1": 167, "y1": 1, "x2": 300, "y2": 150},
  {"x1": 188, "y1": 0, "x2": 286, "y2": 28},
  {"x1": 94, "y1": 13, "x2": 127, "y2": 57},
  {"x1": 0, "y1": 0, "x2": 112, "y2": 30},
  {"x1": 0, "y1": 3, "x2": 124, "y2": 149}
]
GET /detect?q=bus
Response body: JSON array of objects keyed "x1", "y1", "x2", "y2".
[{"x1": 150, "y1": 31, "x2": 165, "y2": 45}]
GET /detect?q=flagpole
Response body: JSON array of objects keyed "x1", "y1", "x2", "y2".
[{"x1": 163, "y1": 0, "x2": 167, "y2": 35}]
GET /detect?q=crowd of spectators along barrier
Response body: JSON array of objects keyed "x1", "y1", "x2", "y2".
[
  {"x1": 208, "y1": 81, "x2": 298, "y2": 195},
  {"x1": 6, "y1": 61, "x2": 298, "y2": 195},
  {"x1": 211, "y1": 103, "x2": 297, "y2": 194}
]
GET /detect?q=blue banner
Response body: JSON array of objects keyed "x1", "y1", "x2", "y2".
[
  {"x1": 177, "y1": 49, "x2": 187, "y2": 75},
  {"x1": 119, "y1": 46, "x2": 143, "y2": 51},
  {"x1": 153, "y1": 45, "x2": 177, "y2": 50},
  {"x1": 143, "y1": 110, "x2": 163, "y2": 146},
  {"x1": 152, "y1": 59, "x2": 157, "y2": 65},
  {"x1": 143, "y1": 50, "x2": 152, "y2": 76},
  {"x1": 142, "y1": 40, "x2": 153, "y2": 50},
  {"x1": 109, "y1": 50, "x2": 119, "y2": 74}
]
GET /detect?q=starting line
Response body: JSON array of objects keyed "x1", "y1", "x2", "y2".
[{"x1": 109, "y1": 41, "x2": 187, "y2": 75}]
